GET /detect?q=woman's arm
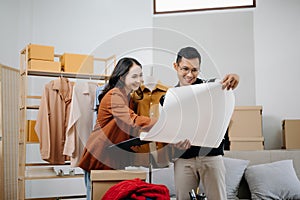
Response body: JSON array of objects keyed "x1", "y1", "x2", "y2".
[{"x1": 101, "y1": 89, "x2": 156, "y2": 136}]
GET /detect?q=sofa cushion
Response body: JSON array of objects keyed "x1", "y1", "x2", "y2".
[
  {"x1": 245, "y1": 160, "x2": 300, "y2": 200},
  {"x1": 223, "y1": 157, "x2": 249, "y2": 200}
]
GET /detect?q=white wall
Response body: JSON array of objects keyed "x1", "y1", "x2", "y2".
[
  {"x1": 1, "y1": 0, "x2": 299, "y2": 150},
  {"x1": 0, "y1": 0, "x2": 154, "y2": 198},
  {"x1": 254, "y1": 0, "x2": 300, "y2": 149},
  {"x1": 153, "y1": 10, "x2": 256, "y2": 106},
  {"x1": 1, "y1": 0, "x2": 153, "y2": 68},
  {"x1": 27, "y1": 0, "x2": 152, "y2": 56},
  {"x1": 153, "y1": 0, "x2": 300, "y2": 149},
  {"x1": 0, "y1": 0, "x2": 20, "y2": 68}
]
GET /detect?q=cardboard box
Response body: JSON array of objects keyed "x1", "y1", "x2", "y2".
[
  {"x1": 28, "y1": 44, "x2": 54, "y2": 61},
  {"x1": 60, "y1": 53, "x2": 94, "y2": 74},
  {"x1": 282, "y1": 120, "x2": 300, "y2": 149},
  {"x1": 28, "y1": 60, "x2": 61, "y2": 72},
  {"x1": 228, "y1": 106, "x2": 263, "y2": 138},
  {"x1": 27, "y1": 120, "x2": 39, "y2": 142},
  {"x1": 229, "y1": 137, "x2": 264, "y2": 150},
  {"x1": 91, "y1": 170, "x2": 146, "y2": 200}
]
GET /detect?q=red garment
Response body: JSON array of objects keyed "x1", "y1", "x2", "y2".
[{"x1": 102, "y1": 178, "x2": 170, "y2": 200}]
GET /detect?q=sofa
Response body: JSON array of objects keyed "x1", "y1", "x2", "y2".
[
  {"x1": 149, "y1": 150, "x2": 300, "y2": 200},
  {"x1": 224, "y1": 150, "x2": 300, "y2": 199}
]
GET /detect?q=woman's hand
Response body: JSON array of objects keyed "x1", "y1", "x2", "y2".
[
  {"x1": 130, "y1": 145, "x2": 140, "y2": 153},
  {"x1": 221, "y1": 74, "x2": 239, "y2": 90},
  {"x1": 173, "y1": 139, "x2": 191, "y2": 150}
]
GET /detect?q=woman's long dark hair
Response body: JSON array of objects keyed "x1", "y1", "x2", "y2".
[{"x1": 98, "y1": 57, "x2": 142, "y2": 105}]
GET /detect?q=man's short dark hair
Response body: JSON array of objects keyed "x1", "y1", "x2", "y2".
[{"x1": 176, "y1": 47, "x2": 201, "y2": 64}]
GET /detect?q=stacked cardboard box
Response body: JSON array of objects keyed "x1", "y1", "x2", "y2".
[
  {"x1": 91, "y1": 170, "x2": 146, "y2": 200},
  {"x1": 27, "y1": 120, "x2": 39, "y2": 142},
  {"x1": 27, "y1": 44, "x2": 61, "y2": 72},
  {"x1": 60, "y1": 53, "x2": 94, "y2": 74},
  {"x1": 228, "y1": 106, "x2": 264, "y2": 150},
  {"x1": 282, "y1": 119, "x2": 300, "y2": 149}
]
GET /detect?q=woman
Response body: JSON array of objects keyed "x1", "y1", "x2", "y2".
[{"x1": 78, "y1": 57, "x2": 156, "y2": 199}]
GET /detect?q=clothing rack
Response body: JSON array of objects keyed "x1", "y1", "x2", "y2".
[{"x1": 18, "y1": 45, "x2": 116, "y2": 199}]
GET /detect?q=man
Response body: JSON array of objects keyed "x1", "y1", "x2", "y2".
[{"x1": 170, "y1": 47, "x2": 239, "y2": 200}]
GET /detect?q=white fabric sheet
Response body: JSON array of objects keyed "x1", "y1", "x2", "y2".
[{"x1": 140, "y1": 82, "x2": 235, "y2": 148}]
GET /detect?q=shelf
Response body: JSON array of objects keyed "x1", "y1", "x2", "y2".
[
  {"x1": 25, "y1": 195, "x2": 87, "y2": 200},
  {"x1": 25, "y1": 141, "x2": 39, "y2": 144},
  {"x1": 19, "y1": 46, "x2": 115, "y2": 199},
  {"x1": 26, "y1": 105, "x2": 39, "y2": 110},
  {"x1": 20, "y1": 105, "x2": 40, "y2": 110},
  {"x1": 25, "y1": 174, "x2": 84, "y2": 180},
  {"x1": 25, "y1": 166, "x2": 84, "y2": 180},
  {"x1": 22, "y1": 69, "x2": 110, "y2": 80},
  {"x1": 25, "y1": 163, "x2": 70, "y2": 166}
]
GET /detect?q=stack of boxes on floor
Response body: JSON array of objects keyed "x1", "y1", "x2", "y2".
[
  {"x1": 26, "y1": 43, "x2": 95, "y2": 143},
  {"x1": 282, "y1": 119, "x2": 300, "y2": 149},
  {"x1": 228, "y1": 106, "x2": 264, "y2": 150}
]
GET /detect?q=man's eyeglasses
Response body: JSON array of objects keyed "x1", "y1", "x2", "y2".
[{"x1": 178, "y1": 66, "x2": 200, "y2": 74}]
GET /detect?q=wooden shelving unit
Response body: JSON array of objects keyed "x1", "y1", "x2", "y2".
[{"x1": 18, "y1": 46, "x2": 116, "y2": 200}]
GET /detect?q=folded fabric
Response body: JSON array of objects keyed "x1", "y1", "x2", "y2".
[{"x1": 102, "y1": 178, "x2": 170, "y2": 200}]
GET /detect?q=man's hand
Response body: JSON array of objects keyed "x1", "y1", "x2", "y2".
[
  {"x1": 221, "y1": 74, "x2": 239, "y2": 90},
  {"x1": 174, "y1": 139, "x2": 191, "y2": 150}
]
